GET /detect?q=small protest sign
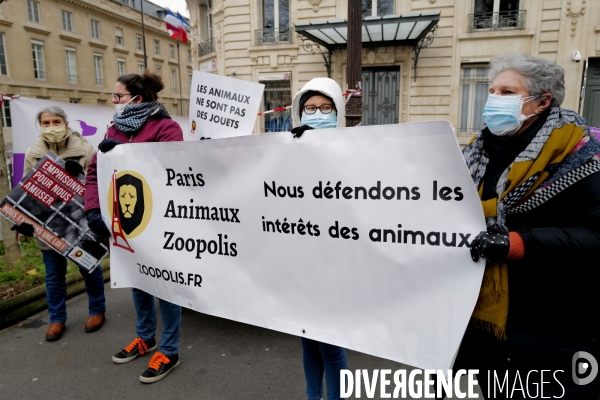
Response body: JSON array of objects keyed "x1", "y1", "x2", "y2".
[
  {"x1": 0, "y1": 152, "x2": 108, "y2": 271},
  {"x1": 189, "y1": 71, "x2": 264, "y2": 139}
]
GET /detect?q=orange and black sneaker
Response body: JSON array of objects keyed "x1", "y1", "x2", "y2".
[
  {"x1": 139, "y1": 352, "x2": 180, "y2": 383},
  {"x1": 112, "y1": 337, "x2": 157, "y2": 364}
]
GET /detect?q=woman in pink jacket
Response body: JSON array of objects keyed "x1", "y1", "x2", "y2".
[{"x1": 84, "y1": 71, "x2": 183, "y2": 384}]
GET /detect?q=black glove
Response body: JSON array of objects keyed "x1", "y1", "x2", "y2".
[
  {"x1": 98, "y1": 138, "x2": 122, "y2": 153},
  {"x1": 11, "y1": 223, "x2": 34, "y2": 237},
  {"x1": 291, "y1": 125, "x2": 313, "y2": 138},
  {"x1": 64, "y1": 160, "x2": 84, "y2": 177},
  {"x1": 200, "y1": 137, "x2": 212, "y2": 140},
  {"x1": 469, "y1": 231, "x2": 510, "y2": 263},
  {"x1": 85, "y1": 209, "x2": 110, "y2": 238}
]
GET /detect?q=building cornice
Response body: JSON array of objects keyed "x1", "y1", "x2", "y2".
[
  {"x1": 0, "y1": 18, "x2": 13, "y2": 27},
  {"x1": 59, "y1": 33, "x2": 83, "y2": 43},
  {"x1": 62, "y1": 0, "x2": 174, "y2": 38},
  {"x1": 89, "y1": 41, "x2": 109, "y2": 49},
  {"x1": 23, "y1": 24, "x2": 52, "y2": 36},
  {"x1": 113, "y1": 47, "x2": 130, "y2": 55}
]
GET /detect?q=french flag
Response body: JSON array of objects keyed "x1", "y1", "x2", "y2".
[{"x1": 164, "y1": 10, "x2": 191, "y2": 43}]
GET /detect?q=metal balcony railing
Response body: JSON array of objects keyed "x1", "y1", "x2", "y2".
[
  {"x1": 469, "y1": 10, "x2": 526, "y2": 32},
  {"x1": 198, "y1": 38, "x2": 215, "y2": 57},
  {"x1": 255, "y1": 28, "x2": 294, "y2": 45}
]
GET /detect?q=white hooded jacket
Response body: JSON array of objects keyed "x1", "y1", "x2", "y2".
[{"x1": 291, "y1": 78, "x2": 345, "y2": 129}]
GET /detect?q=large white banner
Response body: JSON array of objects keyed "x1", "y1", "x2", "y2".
[
  {"x1": 97, "y1": 122, "x2": 486, "y2": 371},
  {"x1": 9, "y1": 97, "x2": 192, "y2": 188}
]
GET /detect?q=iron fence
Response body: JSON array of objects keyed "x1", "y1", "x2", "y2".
[{"x1": 469, "y1": 10, "x2": 526, "y2": 32}]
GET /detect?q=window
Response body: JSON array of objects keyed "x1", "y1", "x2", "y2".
[
  {"x1": 91, "y1": 20, "x2": 100, "y2": 39},
  {"x1": 261, "y1": 78, "x2": 292, "y2": 132},
  {"x1": 259, "y1": 0, "x2": 290, "y2": 44},
  {"x1": 361, "y1": 0, "x2": 393, "y2": 17},
  {"x1": 206, "y1": 12, "x2": 213, "y2": 39},
  {"x1": 189, "y1": 72, "x2": 193, "y2": 87},
  {"x1": 62, "y1": 10, "x2": 73, "y2": 32},
  {"x1": 115, "y1": 28, "x2": 123, "y2": 46},
  {"x1": 154, "y1": 40, "x2": 160, "y2": 55},
  {"x1": 136, "y1": 34, "x2": 143, "y2": 51},
  {"x1": 471, "y1": 0, "x2": 523, "y2": 31},
  {"x1": 138, "y1": 62, "x2": 145, "y2": 75},
  {"x1": 93, "y1": 53, "x2": 103, "y2": 86},
  {"x1": 97, "y1": 100, "x2": 106, "y2": 107},
  {"x1": 117, "y1": 58, "x2": 125, "y2": 76},
  {"x1": 1, "y1": 99, "x2": 11, "y2": 128},
  {"x1": 459, "y1": 65, "x2": 490, "y2": 133},
  {"x1": 27, "y1": 0, "x2": 40, "y2": 23},
  {"x1": 155, "y1": 65, "x2": 161, "y2": 76},
  {"x1": 169, "y1": 44, "x2": 175, "y2": 59},
  {"x1": 188, "y1": 50, "x2": 192, "y2": 63},
  {"x1": 0, "y1": 34, "x2": 7, "y2": 75},
  {"x1": 171, "y1": 69, "x2": 177, "y2": 94},
  {"x1": 65, "y1": 47, "x2": 77, "y2": 83},
  {"x1": 31, "y1": 40, "x2": 46, "y2": 80},
  {"x1": 69, "y1": 98, "x2": 79, "y2": 104}
]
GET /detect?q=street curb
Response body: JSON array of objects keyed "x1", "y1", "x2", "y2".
[{"x1": 0, "y1": 259, "x2": 110, "y2": 329}]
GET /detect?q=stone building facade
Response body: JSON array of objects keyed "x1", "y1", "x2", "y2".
[
  {"x1": 0, "y1": 0, "x2": 192, "y2": 151},
  {"x1": 186, "y1": 0, "x2": 600, "y2": 143}
]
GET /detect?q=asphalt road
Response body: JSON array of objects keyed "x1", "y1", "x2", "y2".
[{"x1": 0, "y1": 283, "x2": 482, "y2": 399}]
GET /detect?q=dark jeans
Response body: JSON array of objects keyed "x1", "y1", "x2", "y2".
[
  {"x1": 131, "y1": 288, "x2": 182, "y2": 356},
  {"x1": 42, "y1": 250, "x2": 105, "y2": 323},
  {"x1": 301, "y1": 338, "x2": 348, "y2": 400}
]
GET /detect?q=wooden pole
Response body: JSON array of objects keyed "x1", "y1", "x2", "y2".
[{"x1": 345, "y1": 0, "x2": 363, "y2": 126}]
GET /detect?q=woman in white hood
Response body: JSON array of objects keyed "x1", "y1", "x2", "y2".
[
  {"x1": 291, "y1": 77, "x2": 345, "y2": 137},
  {"x1": 290, "y1": 78, "x2": 348, "y2": 400}
]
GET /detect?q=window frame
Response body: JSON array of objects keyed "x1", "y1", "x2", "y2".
[
  {"x1": 155, "y1": 65, "x2": 161, "y2": 76},
  {"x1": 65, "y1": 47, "x2": 77, "y2": 84},
  {"x1": 91, "y1": 19, "x2": 100, "y2": 39},
  {"x1": 115, "y1": 28, "x2": 123, "y2": 46},
  {"x1": 0, "y1": 33, "x2": 8, "y2": 76},
  {"x1": 362, "y1": 0, "x2": 394, "y2": 17},
  {"x1": 136, "y1": 34, "x2": 143, "y2": 51},
  {"x1": 1, "y1": 98, "x2": 11, "y2": 128},
  {"x1": 117, "y1": 58, "x2": 125, "y2": 76},
  {"x1": 31, "y1": 40, "x2": 46, "y2": 80},
  {"x1": 93, "y1": 53, "x2": 103, "y2": 86},
  {"x1": 154, "y1": 40, "x2": 160, "y2": 55},
  {"x1": 171, "y1": 69, "x2": 177, "y2": 94},
  {"x1": 62, "y1": 10, "x2": 73, "y2": 32},
  {"x1": 27, "y1": 0, "x2": 41, "y2": 24},
  {"x1": 458, "y1": 64, "x2": 490, "y2": 134},
  {"x1": 169, "y1": 44, "x2": 175, "y2": 59},
  {"x1": 138, "y1": 62, "x2": 145, "y2": 75}
]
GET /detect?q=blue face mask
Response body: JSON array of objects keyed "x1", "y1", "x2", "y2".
[
  {"x1": 300, "y1": 110, "x2": 337, "y2": 129},
  {"x1": 482, "y1": 94, "x2": 538, "y2": 137}
]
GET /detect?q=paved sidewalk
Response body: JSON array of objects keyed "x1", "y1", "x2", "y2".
[{"x1": 0, "y1": 284, "x2": 481, "y2": 399}]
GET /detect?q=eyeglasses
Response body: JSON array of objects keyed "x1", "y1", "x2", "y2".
[
  {"x1": 112, "y1": 92, "x2": 132, "y2": 102},
  {"x1": 303, "y1": 104, "x2": 335, "y2": 114}
]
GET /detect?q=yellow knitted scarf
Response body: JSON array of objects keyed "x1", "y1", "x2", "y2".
[{"x1": 471, "y1": 123, "x2": 585, "y2": 339}]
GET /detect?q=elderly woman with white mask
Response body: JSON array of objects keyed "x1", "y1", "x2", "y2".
[
  {"x1": 459, "y1": 53, "x2": 600, "y2": 399},
  {"x1": 19, "y1": 106, "x2": 105, "y2": 342}
]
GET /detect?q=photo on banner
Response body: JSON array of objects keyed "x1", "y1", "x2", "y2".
[
  {"x1": 0, "y1": 152, "x2": 108, "y2": 271},
  {"x1": 189, "y1": 71, "x2": 265, "y2": 138}
]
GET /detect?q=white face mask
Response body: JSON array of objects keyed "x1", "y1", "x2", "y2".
[
  {"x1": 41, "y1": 125, "x2": 68, "y2": 142},
  {"x1": 115, "y1": 95, "x2": 138, "y2": 116}
]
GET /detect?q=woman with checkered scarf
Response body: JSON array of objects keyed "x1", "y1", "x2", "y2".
[
  {"x1": 457, "y1": 53, "x2": 600, "y2": 399},
  {"x1": 84, "y1": 71, "x2": 184, "y2": 384}
]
